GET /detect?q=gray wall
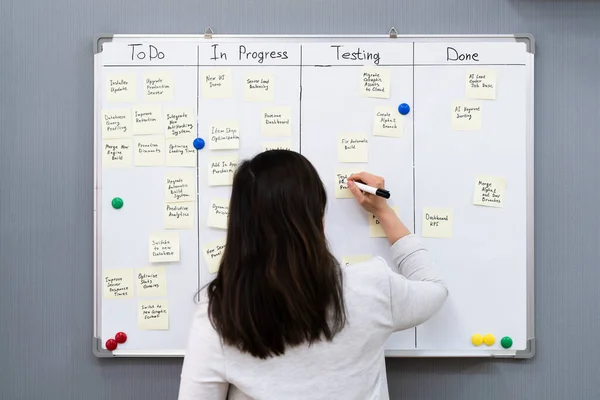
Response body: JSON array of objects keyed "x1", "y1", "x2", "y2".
[{"x1": 1, "y1": 0, "x2": 599, "y2": 399}]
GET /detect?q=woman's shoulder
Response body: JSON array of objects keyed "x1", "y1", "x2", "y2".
[{"x1": 342, "y1": 256, "x2": 393, "y2": 290}]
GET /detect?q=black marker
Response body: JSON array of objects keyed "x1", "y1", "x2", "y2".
[{"x1": 354, "y1": 182, "x2": 391, "y2": 199}]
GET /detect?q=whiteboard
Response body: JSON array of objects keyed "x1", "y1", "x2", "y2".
[{"x1": 93, "y1": 33, "x2": 534, "y2": 358}]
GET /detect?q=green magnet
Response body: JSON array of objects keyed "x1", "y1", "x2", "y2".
[
  {"x1": 112, "y1": 197, "x2": 124, "y2": 209},
  {"x1": 500, "y1": 336, "x2": 513, "y2": 349}
]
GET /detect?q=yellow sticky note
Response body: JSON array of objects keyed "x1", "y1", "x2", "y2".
[
  {"x1": 244, "y1": 74, "x2": 274, "y2": 102},
  {"x1": 134, "y1": 136, "x2": 165, "y2": 166},
  {"x1": 422, "y1": 208, "x2": 453, "y2": 238},
  {"x1": 143, "y1": 72, "x2": 174, "y2": 101},
  {"x1": 149, "y1": 232, "x2": 180, "y2": 263},
  {"x1": 466, "y1": 69, "x2": 497, "y2": 100},
  {"x1": 342, "y1": 254, "x2": 372, "y2": 266},
  {"x1": 373, "y1": 107, "x2": 403, "y2": 138},
  {"x1": 473, "y1": 175, "x2": 506, "y2": 208},
  {"x1": 165, "y1": 171, "x2": 195, "y2": 203},
  {"x1": 106, "y1": 74, "x2": 137, "y2": 102},
  {"x1": 263, "y1": 140, "x2": 292, "y2": 151},
  {"x1": 207, "y1": 198, "x2": 229, "y2": 229},
  {"x1": 164, "y1": 202, "x2": 195, "y2": 230},
  {"x1": 101, "y1": 109, "x2": 131, "y2": 139},
  {"x1": 165, "y1": 108, "x2": 195, "y2": 138},
  {"x1": 132, "y1": 105, "x2": 163, "y2": 134},
  {"x1": 210, "y1": 121, "x2": 240, "y2": 150},
  {"x1": 338, "y1": 134, "x2": 369, "y2": 163},
  {"x1": 138, "y1": 300, "x2": 169, "y2": 330},
  {"x1": 103, "y1": 269, "x2": 134, "y2": 299},
  {"x1": 451, "y1": 101, "x2": 482, "y2": 131},
  {"x1": 334, "y1": 168, "x2": 364, "y2": 199},
  {"x1": 202, "y1": 238, "x2": 227, "y2": 274},
  {"x1": 102, "y1": 139, "x2": 133, "y2": 168},
  {"x1": 360, "y1": 67, "x2": 391, "y2": 99},
  {"x1": 261, "y1": 107, "x2": 292, "y2": 136},
  {"x1": 202, "y1": 69, "x2": 232, "y2": 99},
  {"x1": 369, "y1": 206, "x2": 400, "y2": 238},
  {"x1": 135, "y1": 266, "x2": 167, "y2": 297},
  {"x1": 208, "y1": 155, "x2": 238, "y2": 186},
  {"x1": 165, "y1": 137, "x2": 197, "y2": 167}
]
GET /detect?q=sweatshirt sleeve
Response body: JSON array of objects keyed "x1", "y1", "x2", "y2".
[
  {"x1": 178, "y1": 301, "x2": 229, "y2": 400},
  {"x1": 386, "y1": 234, "x2": 449, "y2": 332}
]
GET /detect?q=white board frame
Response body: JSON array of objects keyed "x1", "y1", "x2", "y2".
[{"x1": 93, "y1": 32, "x2": 534, "y2": 358}]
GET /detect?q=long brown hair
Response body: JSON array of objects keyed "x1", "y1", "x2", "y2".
[{"x1": 207, "y1": 150, "x2": 346, "y2": 359}]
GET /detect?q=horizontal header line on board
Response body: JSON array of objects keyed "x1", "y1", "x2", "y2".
[{"x1": 102, "y1": 63, "x2": 527, "y2": 68}]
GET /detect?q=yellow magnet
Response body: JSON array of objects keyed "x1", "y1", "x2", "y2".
[
  {"x1": 483, "y1": 333, "x2": 495, "y2": 346},
  {"x1": 471, "y1": 334, "x2": 483, "y2": 346}
]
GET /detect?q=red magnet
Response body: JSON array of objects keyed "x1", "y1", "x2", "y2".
[
  {"x1": 115, "y1": 332, "x2": 127, "y2": 344},
  {"x1": 105, "y1": 339, "x2": 118, "y2": 351}
]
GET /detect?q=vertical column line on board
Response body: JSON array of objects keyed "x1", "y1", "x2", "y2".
[
  {"x1": 412, "y1": 42, "x2": 417, "y2": 349},
  {"x1": 196, "y1": 45, "x2": 202, "y2": 298},
  {"x1": 299, "y1": 45, "x2": 303, "y2": 154}
]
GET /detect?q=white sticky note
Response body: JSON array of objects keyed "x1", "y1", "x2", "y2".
[
  {"x1": 334, "y1": 168, "x2": 364, "y2": 199},
  {"x1": 466, "y1": 69, "x2": 497, "y2": 100},
  {"x1": 165, "y1": 171, "x2": 196, "y2": 203},
  {"x1": 165, "y1": 137, "x2": 197, "y2": 167},
  {"x1": 261, "y1": 107, "x2": 292, "y2": 136},
  {"x1": 338, "y1": 134, "x2": 369, "y2": 163},
  {"x1": 473, "y1": 175, "x2": 506, "y2": 208},
  {"x1": 102, "y1": 139, "x2": 133, "y2": 168},
  {"x1": 202, "y1": 237, "x2": 227, "y2": 274},
  {"x1": 369, "y1": 206, "x2": 400, "y2": 238},
  {"x1": 138, "y1": 300, "x2": 169, "y2": 330},
  {"x1": 422, "y1": 208, "x2": 453, "y2": 238},
  {"x1": 134, "y1": 136, "x2": 165, "y2": 166},
  {"x1": 207, "y1": 198, "x2": 229, "y2": 229},
  {"x1": 208, "y1": 155, "x2": 238, "y2": 186},
  {"x1": 106, "y1": 74, "x2": 137, "y2": 103},
  {"x1": 202, "y1": 69, "x2": 233, "y2": 99},
  {"x1": 451, "y1": 101, "x2": 482, "y2": 131},
  {"x1": 342, "y1": 254, "x2": 372, "y2": 266},
  {"x1": 103, "y1": 269, "x2": 134, "y2": 299},
  {"x1": 373, "y1": 107, "x2": 403, "y2": 138},
  {"x1": 165, "y1": 108, "x2": 195, "y2": 138},
  {"x1": 149, "y1": 232, "x2": 180, "y2": 263},
  {"x1": 143, "y1": 72, "x2": 174, "y2": 101},
  {"x1": 135, "y1": 266, "x2": 167, "y2": 297},
  {"x1": 132, "y1": 105, "x2": 163, "y2": 134},
  {"x1": 164, "y1": 202, "x2": 195, "y2": 230},
  {"x1": 101, "y1": 109, "x2": 131, "y2": 139},
  {"x1": 210, "y1": 121, "x2": 240, "y2": 150},
  {"x1": 244, "y1": 74, "x2": 274, "y2": 102},
  {"x1": 360, "y1": 67, "x2": 391, "y2": 99},
  {"x1": 263, "y1": 140, "x2": 292, "y2": 151}
]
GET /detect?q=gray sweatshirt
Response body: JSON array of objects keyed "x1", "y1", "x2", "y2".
[{"x1": 178, "y1": 234, "x2": 448, "y2": 399}]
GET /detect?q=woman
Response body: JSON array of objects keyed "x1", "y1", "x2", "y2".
[{"x1": 178, "y1": 150, "x2": 448, "y2": 399}]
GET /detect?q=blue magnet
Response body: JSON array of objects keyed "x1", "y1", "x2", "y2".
[
  {"x1": 193, "y1": 138, "x2": 205, "y2": 150},
  {"x1": 398, "y1": 103, "x2": 410, "y2": 115}
]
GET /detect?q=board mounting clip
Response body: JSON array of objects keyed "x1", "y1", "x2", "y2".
[
  {"x1": 388, "y1": 27, "x2": 398, "y2": 39},
  {"x1": 204, "y1": 27, "x2": 214, "y2": 39}
]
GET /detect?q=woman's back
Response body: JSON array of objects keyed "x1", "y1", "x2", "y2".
[{"x1": 179, "y1": 235, "x2": 447, "y2": 399}]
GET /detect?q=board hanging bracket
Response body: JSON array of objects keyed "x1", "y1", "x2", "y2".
[
  {"x1": 388, "y1": 27, "x2": 398, "y2": 39},
  {"x1": 204, "y1": 27, "x2": 214, "y2": 39}
]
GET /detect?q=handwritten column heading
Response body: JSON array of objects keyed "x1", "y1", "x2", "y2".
[{"x1": 198, "y1": 43, "x2": 300, "y2": 65}]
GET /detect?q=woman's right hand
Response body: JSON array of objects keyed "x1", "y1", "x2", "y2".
[{"x1": 347, "y1": 172, "x2": 390, "y2": 216}]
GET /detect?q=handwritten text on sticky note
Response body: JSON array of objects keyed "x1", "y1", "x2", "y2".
[
  {"x1": 144, "y1": 72, "x2": 174, "y2": 101},
  {"x1": 208, "y1": 156, "x2": 238, "y2": 186},
  {"x1": 373, "y1": 107, "x2": 403, "y2": 138},
  {"x1": 134, "y1": 136, "x2": 165, "y2": 166},
  {"x1": 473, "y1": 176, "x2": 506, "y2": 208},
  {"x1": 133, "y1": 105, "x2": 163, "y2": 134},
  {"x1": 165, "y1": 108, "x2": 195, "y2": 138},
  {"x1": 360, "y1": 67, "x2": 390, "y2": 99},
  {"x1": 244, "y1": 74, "x2": 274, "y2": 102},
  {"x1": 166, "y1": 137, "x2": 196, "y2": 167},
  {"x1": 106, "y1": 74, "x2": 137, "y2": 102},
  {"x1": 203, "y1": 237, "x2": 227, "y2": 274},
  {"x1": 466, "y1": 70, "x2": 497, "y2": 100},
  {"x1": 261, "y1": 107, "x2": 292, "y2": 136},
  {"x1": 165, "y1": 171, "x2": 195, "y2": 203},
  {"x1": 102, "y1": 139, "x2": 132, "y2": 168},
  {"x1": 102, "y1": 109, "x2": 131, "y2": 139},
  {"x1": 338, "y1": 134, "x2": 369, "y2": 163},
  {"x1": 451, "y1": 101, "x2": 482, "y2": 131},
  {"x1": 138, "y1": 300, "x2": 169, "y2": 330},
  {"x1": 210, "y1": 121, "x2": 240, "y2": 150},
  {"x1": 149, "y1": 232, "x2": 180, "y2": 263},
  {"x1": 334, "y1": 168, "x2": 363, "y2": 199},
  {"x1": 207, "y1": 198, "x2": 229, "y2": 229},
  {"x1": 422, "y1": 208, "x2": 453, "y2": 238},
  {"x1": 202, "y1": 69, "x2": 232, "y2": 99},
  {"x1": 165, "y1": 202, "x2": 195, "y2": 230},
  {"x1": 136, "y1": 266, "x2": 167, "y2": 297},
  {"x1": 103, "y1": 269, "x2": 134, "y2": 299},
  {"x1": 263, "y1": 141, "x2": 292, "y2": 151}
]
